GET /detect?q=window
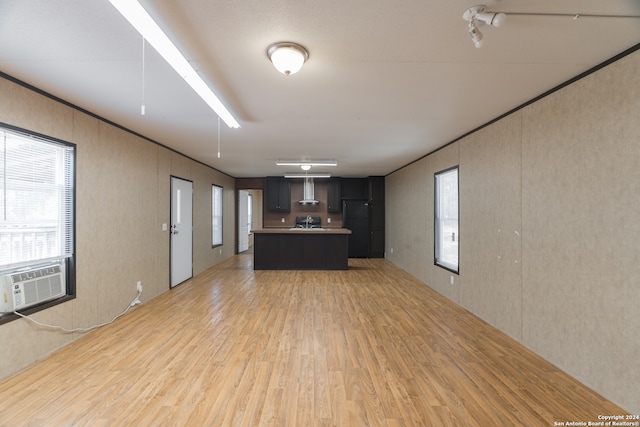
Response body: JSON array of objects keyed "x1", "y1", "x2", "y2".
[
  {"x1": 212, "y1": 184, "x2": 223, "y2": 246},
  {"x1": 434, "y1": 166, "x2": 459, "y2": 273},
  {"x1": 0, "y1": 125, "x2": 75, "y2": 318}
]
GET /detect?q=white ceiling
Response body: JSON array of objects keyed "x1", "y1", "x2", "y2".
[{"x1": 1, "y1": 1, "x2": 639, "y2": 178}]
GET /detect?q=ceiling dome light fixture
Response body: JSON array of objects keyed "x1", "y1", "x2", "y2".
[{"x1": 267, "y1": 42, "x2": 309, "y2": 76}]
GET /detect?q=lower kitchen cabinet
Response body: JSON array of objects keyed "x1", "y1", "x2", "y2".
[{"x1": 253, "y1": 229, "x2": 351, "y2": 270}]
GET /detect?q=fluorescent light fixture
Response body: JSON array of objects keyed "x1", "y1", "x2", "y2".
[
  {"x1": 109, "y1": 0, "x2": 240, "y2": 128},
  {"x1": 276, "y1": 160, "x2": 337, "y2": 167},
  {"x1": 284, "y1": 173, "x2": 331, "y2": 179}
]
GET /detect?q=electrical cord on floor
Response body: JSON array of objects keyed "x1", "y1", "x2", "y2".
[{"x1": 12, "y1": 290, "x2": 142, "y2": 334}]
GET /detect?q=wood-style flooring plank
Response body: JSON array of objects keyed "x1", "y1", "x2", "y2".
[{"x1": 0, "y1": 255, "x2": 626, "y2": 426}]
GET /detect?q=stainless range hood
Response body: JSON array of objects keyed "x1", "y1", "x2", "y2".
[{"x1": 299, "y1": 177, "x2": 319, "y2": 205}]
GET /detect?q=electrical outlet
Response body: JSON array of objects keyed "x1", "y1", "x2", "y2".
[
  {"x1": 450, "y1": 276, "x2": 454, "y2": 285},
  {"x1": 136, "y1": 281, "x2": 143, "y2": 293},
  {"x1": 327, "y1": 217, "x2": 331, "y2": 223},
  {"x1": 281, "y1": 218, "x2": 285, "y2": 223},
  {"x1": 219, "y1": 248, "x2": 222, "y2": 254}
]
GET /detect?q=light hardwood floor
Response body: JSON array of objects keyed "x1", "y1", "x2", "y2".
[{"x1": 0, "y1": 255, "x2": 623, "y2": 426}]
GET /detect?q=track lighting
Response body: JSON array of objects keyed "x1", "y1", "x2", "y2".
[
  {"x1": 462, "y1": 5, "x2": 640, "y2": 48},
  {"x1": 463, "y1": 5, "x2": 505, "y2": 48}
]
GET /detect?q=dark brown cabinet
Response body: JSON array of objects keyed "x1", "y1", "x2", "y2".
[
  {"x1": 368, "y1": 176, "x2": 385, "y2": 202},
  {"x1": 368, "y1": 202, "x2": 385, "y2": 258},
  {"x1": 368, "y1": 176, "x2": 385, "y2": 258},
  {"x1": 327, "y1": 177, "x2": 341, "y2": 212},
  {"x1": 253, "y1": 232, "x2": 349, "y2": 270},
  {"x1": 266, "y1": 176, "x2": 290, "y2": 212},
  {"x1": 340, "y1": 178, "x2": 367, "y2": 200},
  {"x1": 339, "y1": 176, "x2": 386, "y2": 258}
]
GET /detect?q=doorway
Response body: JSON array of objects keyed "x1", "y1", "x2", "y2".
[
  {"x1": 237, "y1": 189, "x2": 263, "y2": 253},
  {"x1": 170, "y1": 176, "x2": 193, "y2": 287},
  {"x1": 238, "y1": 190, "x2": 249, "y2": 253}
]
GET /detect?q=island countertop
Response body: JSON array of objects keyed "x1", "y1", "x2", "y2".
[
  {"x1": 253, "y1": 228, "x2": 351, "y2": 270},
  {"x1": 252, "y1": 227, "x2": 352, "y2": 235}
]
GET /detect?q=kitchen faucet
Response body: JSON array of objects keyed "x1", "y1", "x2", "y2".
[{"x1": 306, "y1": 215, "x2": 312, "y2": 228}]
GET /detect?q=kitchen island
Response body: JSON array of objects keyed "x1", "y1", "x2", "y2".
[{"x1": 252, "y1": 228, "x2": 352, "y2": 270}]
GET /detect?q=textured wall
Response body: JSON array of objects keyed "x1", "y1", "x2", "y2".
[
  {"x1": 386, "y1": 49, "x2": 640, "y2": 412},
  {"x1": 0, "y1": 78, "x2": 235, "y2": 379},
  {"x1": 459, "y1": 113, "x2": 523, "y2": 341}
]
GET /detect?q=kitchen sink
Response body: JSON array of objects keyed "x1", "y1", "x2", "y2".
[{"x1": 288, "y1": 227, "x2": 325, "y2": 231}]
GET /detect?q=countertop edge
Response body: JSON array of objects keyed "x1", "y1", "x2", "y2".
[{"x1": 252, "y1": 228, "x2": 352, "y2": 235}]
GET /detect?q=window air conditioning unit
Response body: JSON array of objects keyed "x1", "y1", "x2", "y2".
[{"x1": 0, "y1": 263, "x2": 66, "y2": 313}]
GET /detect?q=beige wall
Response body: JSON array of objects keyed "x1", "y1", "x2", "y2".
[
  {"x1": 0, "y1": 77, "x2": 235, "y2": 379},
  {"x1": 386, "y1": 48, "x2": 640, "y2": 413}
]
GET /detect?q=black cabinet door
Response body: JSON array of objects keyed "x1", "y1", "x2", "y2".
[
  {"x1": 266, "y1": 177, "x2": 290, "y2": 212},
  {"x1": 327, "y1": 178, "x2": 341, "y2": 212},
  {"x1": 277, "y1": 179, "x2": 290, "y2": 211},
  {"x1": 368, "y1": 176, "x2": 385, "y2": 202},
  {"x1": 369, "y1": 201, "x2": 385, "y2": 258},
  {"x1": 370, "y1": 229, "x2": 385, "y2": 258},
  {"x1": 340, "y1": 178, "x2": 367, "y2": 200},
  {"x1": 346, "y1": 217, "x2": 370, "y2": 257}
]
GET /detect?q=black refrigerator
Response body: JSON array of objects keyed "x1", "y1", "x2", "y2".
[{"x1": 343, "y1": 200, "x2": 369, "y2": 258}]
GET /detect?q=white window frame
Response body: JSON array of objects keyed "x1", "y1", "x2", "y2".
[
  {"x1": 0, "y1": 124, "x2": 76, "y2": 322},
  {"x1": 211, "y1": 184, "x2": 223, "y2": 247},
  {"x1": 434, "y1": 166, "x2": 459, "y2": 273}
]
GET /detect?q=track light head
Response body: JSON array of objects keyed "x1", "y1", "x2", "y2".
[
  {"x1": 476, "y1": 11, "x2": 506, "y2": 27},
  {"x1": 468, "y1": 23, "x2": 483, "y2": 48}
]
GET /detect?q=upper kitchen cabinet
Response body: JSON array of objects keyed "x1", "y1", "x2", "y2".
[
  {"x1": 368, "y1": 176, "x2": 384, "y2": 202},
  {"x1": 327, "y1": 178, "x2": 341, "y2": 212},
  {"x1": 339, "y1": 176, "x2": 385, "y2": 201},
  {"x1": 340, "y1": 178, "x2": 367, "y2": 200},
  {"x1": 266, "y1": 176, "x2": 291, "y2": 212}
]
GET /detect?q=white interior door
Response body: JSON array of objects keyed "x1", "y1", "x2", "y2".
[
  {"x1": 170, "y1": 176, "x2": 193, "y2": 287},
  {"x1": 238, "y1": 190, "x2": 249, "y2": 253}
]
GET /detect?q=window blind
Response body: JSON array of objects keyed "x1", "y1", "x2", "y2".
[{"x1": 0, "y1": 128, "x2": 75, "y2": 269}]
